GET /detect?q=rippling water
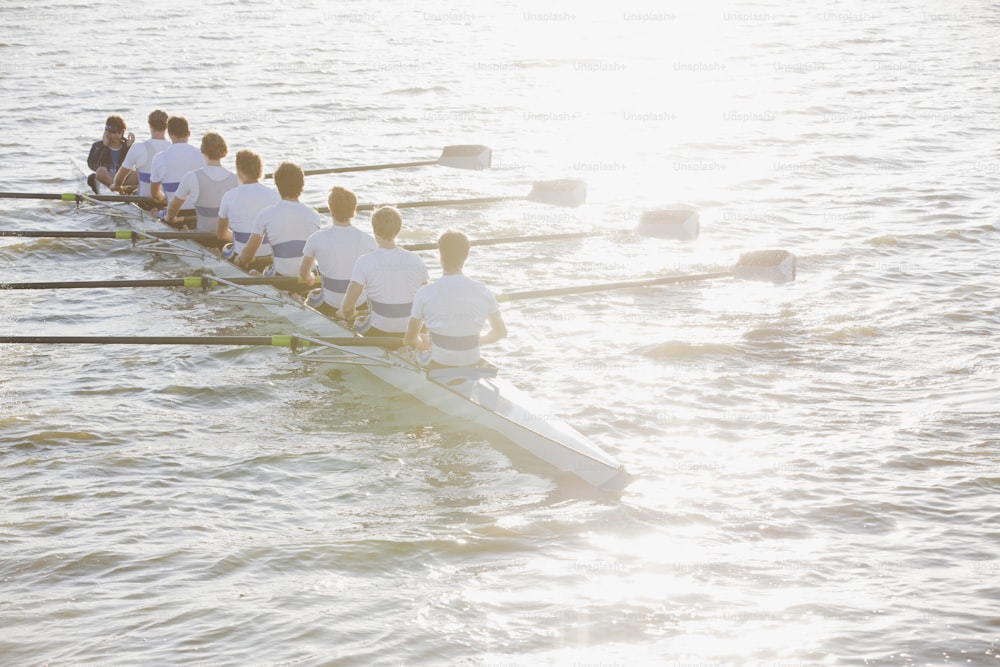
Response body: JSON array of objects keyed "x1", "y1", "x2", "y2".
[{"x1": 2, "y1": 1, "x2": 999, "y2": 665}]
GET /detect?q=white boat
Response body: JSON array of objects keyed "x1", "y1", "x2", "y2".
[{"x1": 60, "y1": 189, "x2": 634, "y2": 492}]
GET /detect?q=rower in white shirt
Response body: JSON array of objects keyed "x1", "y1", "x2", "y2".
[
  {"x1": 217, "y1": 149, "x2": 280, "y2": 272},
  {"x1": 298, "y1": 186, "x2": 376, "y2": 315},
  {"x1": 111, "y1": 109, "x2": 170, "y2": 198},
  {"x1": 339, "y1": 206, "x2": 429, "y2": 337},
  {"x1": 164, "y1": 131, "x2": 238, "y2": 244},
  {"x1": 237, "y1": 162, "x2": 320, "y2": 277},
  {"x1": 405, "y1": 229, "x2": 507, "y2": 368},
  {"x1": 149, "y1": 115, "x2": 204, "y2": 222}
]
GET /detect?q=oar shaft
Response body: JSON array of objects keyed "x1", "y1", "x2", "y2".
[
  {"x1": 265, "y1": 160, "x2": 438, "y2": 179},
  {"x1": 0, "y1": 335, "x2": 402, "y2": 348},
  {"x1": 402, "y1": 232, "x2": 594, "y2": 252},
  {"x1": 0, "y1": 276, "x2": 309, "y2": 290},
  {"x1": 0, "y1": 192, "x2": 66, "y2": 200},
  {"x1": 498, "y1": 271, "x2": 733, "y2": 302},
  {"x1": 0, "y1": 192, "x2": 155, "y2": 204},
  {"x1": 379, "y1": 195, "x2": 520, "y2": 210},
  {"x1": 302, "y1": 159, "x2": 437, "y2": 177},
  {"x1": 0, "y1": 230, "x2": 217, "y2": 241}
]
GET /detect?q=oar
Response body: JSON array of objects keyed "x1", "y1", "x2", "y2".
[
  {"x1": 264, "y1": 145, "x2": 492, "y2": 178},
  {"x1": 0, "y1": 275, "x2": 313, "y2": 290},
  {"x1": 320, "y1": 179, "x2": 588, "y2": 214},
  {"x1": 0, "y1": 230, "x2": 216, "y2": 242},
  {"x1": 0, "y1": 192, "x2": 157, "y2": 205},
  {"x1": 0, "y1": 335, "x2": 404, "y2": 349},
  {"x1": 497, "y1": 250, "x2": 796, "y2": 302},
  {"x1": 2, "y1": 225, "x2": 682, "y2": 254}
]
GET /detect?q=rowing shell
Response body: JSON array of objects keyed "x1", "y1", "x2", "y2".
[{"x1": 61, "y1": 184, "x2": 633, "y2": 491}]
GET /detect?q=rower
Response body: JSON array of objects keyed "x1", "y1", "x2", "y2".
[
  {"x1": 298, "y1": 186, "x2": 376, "y2": 315},
  {"x1": 339, "y1": 206, "x2": 428, "y2": 337},
  {"x1": 237, "y1": 162, "x2": 320, "y2": 277},
  {"x1": 404, "y1": 229, "x2": 507, "y2": 368},
  {"x1": 149, "y1": 115, "x2": 204, "y2": 221},
  {"x1": 110, "y1": 109, "x2": 170, "y2": 198},
  {"x1": 217, "y1": 149, "x2": 280, "y2": 272},
  {"x1": 164, "y1": 131, "x2": 238, "y2": 245}
]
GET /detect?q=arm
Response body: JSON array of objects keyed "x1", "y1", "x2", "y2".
[
  {"x1": 110, "y1": 165, "x2": 132, "y2": 193},
  {"x1": 404, "y1": 316, "x2": 426, "y2": 350},
  {"x1": 216, "y1": 216, "x2": 233, "y2": 242},
  {"x1": 480, "y1": 311, "x2": 507, "y2": 345},
  {"x1": 165, "y1": 195, "x2": 186, "y2": 223},
  {"x1": 149, "y1": 181, "x2": 166, "y2": 207},
  {"x1": 298, "y1": 255, "x2": 317, "y2": 286},
  {"x1": 86, "y1": 140, "x2": 105, "y2": 171},
  {"x1": 238, "y1": 234, "x2": 262, "y2": 267},
  {"x1": 339, "y1": 281, "x2": 363, "y2": 320}
]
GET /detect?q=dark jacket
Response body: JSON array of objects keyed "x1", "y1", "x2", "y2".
[{"x1": 87, "y1": 139, "x2": 130, "y2": 173}]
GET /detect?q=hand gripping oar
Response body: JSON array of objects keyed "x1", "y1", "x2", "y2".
[
  {"x1": 265, "y1": 145, "x2": 492, "y2": 178},
  {"x1": 321, "y1": 179, "x2": 588, "y2": 214},
  {"x1": 0, "y1": 335, "x2": 404, "y2": 349},
  {"x1": 496, "y1": 250, "x2": 796, "y2": 302}
]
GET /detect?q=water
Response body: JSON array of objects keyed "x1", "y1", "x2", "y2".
[{"x1": 1, "y1": 1, "x2": 999, "y2": 664}]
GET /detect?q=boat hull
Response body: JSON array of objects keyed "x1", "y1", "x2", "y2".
[{"x1": 82, "y1": 200, "x2": 632, "y2": 491}]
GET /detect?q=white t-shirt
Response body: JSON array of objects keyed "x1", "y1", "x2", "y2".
[
  {"x1": 350, "y1": 247, "x2": 429, "y2": 333},
  {"x1": 218, "y1": 182, "x2": 280, "y2": 257},
  {"x1": 301, "y1": 224, "x2": 377, "y2": 308},
  {"x1": 252, "y1": 200, "x2": 322, "y2": 277},
  {"x1": 410, "y1": 273, "x2": 500, "y2": 367},
  {"x1": 149, "y1": 142, "x2": 204, "y2": 208},
  {"x1": 121, "y1": 137, "x2": 171, "y2": 197},
  {"x1": 174, "y1": 165, "x2": 238, "y2": 233}
]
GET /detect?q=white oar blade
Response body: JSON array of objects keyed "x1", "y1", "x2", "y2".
[
  {"x1": 637, "y1": 209, "x2": 700, "y2": 241},
  {"x1": 732, "y1": 249, "x2": 796, "y2": 284},
  {"x1": 438, "y1": 145, "x2": 492, "y2": 170},
  {"x1": 526, "y1": 179, "x2": 587, "y2": 207}
]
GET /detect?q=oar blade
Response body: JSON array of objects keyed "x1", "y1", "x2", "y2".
[
  {"x1": 732, "y1": 249, "x2": 796, "y2": 284},
  {"x1": 526, "y1": 179, "x2": 587, "y2": 207},
  {"x1": 437, "y1": 145, "x2": 492, "y2": 170},
  {"x1": 637, "y1": 209, "x2": 700, "y2": 241}
]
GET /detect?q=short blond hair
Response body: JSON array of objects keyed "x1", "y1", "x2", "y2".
[
  {"x1": 234, "y1": 149, "x2": 263, "y2": 180},
  {"x1": 371, "y1": 206, "x2": 402, "y2": 239},
  {"x1": 438, "y1": 229, "x2": 470, "y2": 272},
  {"x1": 200, "y1": 131, "x2": 228, "y2": 161},
  {"x1": 328, "y1": 186, "x2": 357, "y2": 222}
]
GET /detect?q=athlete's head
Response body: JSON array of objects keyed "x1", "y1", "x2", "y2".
[
  {"x1": 166, "y1": 115, "x2": 191, "y2": 140},
  {"x1": 328, "y1": 186, "x2": 358, "y2": 223},
  {"x1": 273, "y1": 162, "x2": 305, "y2": 198},
  {"x1": 234, "y1": 149, "x2": 263, "y2": 181},
  {"x1": 147, "y1": 109, "x2": 168, "y2": 132},
  {"x1": 438, "y1": 229, "x2": 470, "y2": 273},
  {"x1": 104, "y1": 114, "x2": 126, "y2": 135},
  {"x1": 371, "y1": 206, "x2": 402, "y2": 240},
  {"x1": 200, "y1": 131, "x2": 228, "y2": 161}
]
